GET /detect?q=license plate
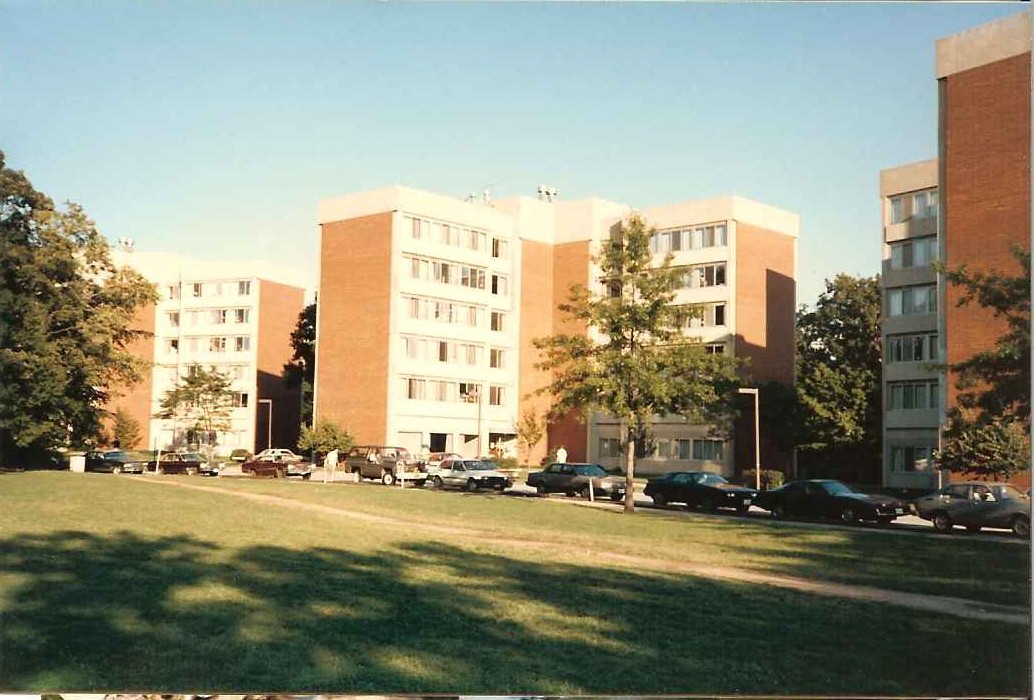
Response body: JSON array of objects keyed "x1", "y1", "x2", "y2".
[
  {"x1": 744, "y1": 499, "x2": 752, "y2": 506},
  {"x1": 895, "y1": 508, "x2": 903, "y2": 515}
]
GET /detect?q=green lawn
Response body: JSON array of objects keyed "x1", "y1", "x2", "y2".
[{"x1": 0, "y1": 472, "x2": 1029, "y2": 695}]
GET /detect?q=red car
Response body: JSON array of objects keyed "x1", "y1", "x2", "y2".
[{"x1": 241, "y1": 454, "x2": 314, "y2": 479}]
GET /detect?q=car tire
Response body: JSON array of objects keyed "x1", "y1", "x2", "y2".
[
  {"x1": 932, "y1": 512, "x2": 953, "y2": 533},
  {"x1": 965, "y1": 525, "x2": 982, "y2": 533},
  {"x1": 1011, "y1": 515, "x2": 1030, "y2": 539},
  {"x1": 771, "y1": 503, "x2": 785, "y2": 519},
  {"x1": 579, "y1": 486, "x2": 591, "y2": 500},
  {"x1": 382, "y1": 472, "x2": 396, "y2": 486},
  {"x1": 432, "y1": 476, "x2": 444, "y2": 489},
  {"x1": 465, "y1": 478, "x2": 478, "y2": 492},
  {"x1": 698, "y1": 497, "x2": 716, "y2": 513},
  {"x1": 535, "y1": 483, "x2": 547, "y2": 496},
  {"x1": 493, "y1": 482, "x2": 506, "y2": 492},
  {"x1": 275, "y1": 467, "x2": 286, "y2": 479},
  {"x1": 610, "y1": 492, "x2": 623, "y2": 502},
  {"x1": 302, "y1": 473, "x2": 311, "y2": 481},
  {"x1": 839, "y1": 507, "x2": 857, "y2": 524},
  {"x1": 877, "y1": 517, "x2": 894, "y2": 526},
  {"x1": 651, "y1": 493, "x2": 668, "y2": 507},
  {"x1": 112, "y1": 466, "x2": 123, "y2": 475}
]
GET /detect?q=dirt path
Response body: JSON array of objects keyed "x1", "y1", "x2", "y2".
[{"x1": 140, "y1": 477, "x2": 1031, "y2": 626}]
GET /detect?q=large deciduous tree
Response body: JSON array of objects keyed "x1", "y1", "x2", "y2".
[
  {"x1": 154, "y1": 364, "x2": 235, "y2": 460},
  {"x1": 936, "y1": 248, "x2": 1030, "y2": 480},
  {"x1": 533, "y1": 214, "x2": 741, "y2": 513},
  {"x1": 795, "y1": 274, "x2": 882, "y2": 482},
  {"x1": 0, "y1": 151, "x2": 157, "y2": 464},
  {"x1": 283, "y1": 300, "x2": 316, "y2": 425}
]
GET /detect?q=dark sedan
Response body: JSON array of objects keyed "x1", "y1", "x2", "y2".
[
  {"x1": 644, "y1": 471, "x2": 757, "y2": 514},
  {"x1": 85, "y1": 450, "x2": 152, "y2": 474},
  {"x1": 755, "y1": 479, "x2": 909, "y2": 524},
  {"x1": 526, "y1": 462, "x2": 625, "y2": 501},
  {"x1": 153, "y1": 451, "x2": 204, "y2": 475},
  {"x1": 242, "y1": 454, "x2": 314, "y2": 479}
]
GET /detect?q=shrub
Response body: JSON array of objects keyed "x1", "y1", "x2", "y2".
[{"x1": 741, "y1": 468, "x2": 784, "y2": 490}]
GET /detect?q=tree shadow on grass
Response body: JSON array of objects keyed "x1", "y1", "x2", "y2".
[{"x1": 0, "y1": 531, "x2": 1028, "y2": 696}]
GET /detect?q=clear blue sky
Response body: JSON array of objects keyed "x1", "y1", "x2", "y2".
[{"x1": 2, "y1": 2, "x2": 1025, "y2": 304}]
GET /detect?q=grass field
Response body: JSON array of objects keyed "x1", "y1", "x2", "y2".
[{"x1": 0, "y1": 472, "x2": 1029, "y2": 695}]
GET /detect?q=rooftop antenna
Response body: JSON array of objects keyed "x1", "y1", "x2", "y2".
[{"x1": 537, "y1": 185, "x2": 557, "y2": 203}]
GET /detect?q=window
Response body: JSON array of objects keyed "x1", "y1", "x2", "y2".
[
  {"x1": 209, "y1": 282, "x2": 223, "y2": 297},
  {"x1": 411, "y1": 217, "x2": 422, "y2": 239},
  {"x1": 714, "y1": 303, "x2": 726, "y2": 326},
  {"x1": 167, "y1": 285, "x2": 180, "y2": 300},
  {"x1": 405, "y1": 378, "x2": 425, "y2": 400},
  {"x1": 679, "y1": 263, "x2": 727, "y2": 289},
  {"x1": 889, "y1": 285, "x2": 937, "y2": 316},
  {"x1": 692, "y1": 439, "x2": 724, "y2": 461},
  {"x1": 913, "y1": 190, "x2": 938, "y2": 219},
  {"x1": 491, "y1": 238, "x2": 509, "y2": 259},
  {"x1": 209, "y1": 337, "x2": 226, "y2": 353},
  {"x1": 187, "y1": 337, "x2": 200, "y2": 352},
  {"x1": 490, "y1": 311, "x2": 505, "y2": 332},
  {"x1": 233, "y1": 392, "x2": 249, "y2": 408},
  {"x1": 235, "y1": 308, "x2": 249, "y2": 323},
  {"x1": 890, "y1": 237, "x2": 937, "y2": 269},
  {"x1": 167, "y1": 312, "x2": 180, "y2": 327},
  {"x1": 599, "y1": 438, "x2": 621, "y2": 459},
  {"x1": 889, "y1": 196, "x2": 905, "y2": 224},
  {"x1": 887, "y1": 333, "x2": 938, "y2": 363},
  {"x1": 211, "y1": 309, "x2": 227, "y2": 324},
  {"x1": 705, "y1": 343, "x2": 725, "y2": 355},
  {"x1": 192, "y1": 283, "x2": 203, "y2": 298},
  {"x1": 238, "y1": 280, "x2": 251, "y2": 296},
  {"x1": 891, "y1": 445, "x2": 935, "y2": 472},
  {"x1": 888, "y1": 381, "x2": 939, "y2": 410},
  {"x1": 166, "y1": 339, "x2": 179, "y2": 354},
  {"x1": 437, "y1": 340, "x2": 450, "y2": 362},
  {"x1": 489, "y1": 386, "x2": 504, "y2": 406},
  {"x1": 491, "y1": 275, "x2": 508, "y2": 296},
  {"x1": 675, "y1": 439, "x2": 692, "y2": 460},
  {"x1": 490, "y1": 348, "x2": 505, "y2": 369},
  {"x1": 235, "y1": 336, "x2": 250, "y2": 352}
]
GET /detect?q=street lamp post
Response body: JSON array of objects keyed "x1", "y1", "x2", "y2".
[
  {"x1": 738, "y1": 388, "x2": 761, "y2": 491},
  {"x1": 258, "y1": 399, "x2": 273, "y2": 450}
]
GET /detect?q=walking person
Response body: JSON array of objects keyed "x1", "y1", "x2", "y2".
[{"x1": 323, "y1": 448, "x2": 339, "y2": 483}]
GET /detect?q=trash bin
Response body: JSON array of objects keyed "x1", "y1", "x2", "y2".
[{"x1": 69, "y1": 452, "x2": 86, "y2": 473}]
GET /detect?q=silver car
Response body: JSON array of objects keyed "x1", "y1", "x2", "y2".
[
  {"x1": 913, "y1": 482, "x2": 1031, "y2": 537},
  {"x1": 431, "y1": 458, "x2": 513, "y2": 492}
]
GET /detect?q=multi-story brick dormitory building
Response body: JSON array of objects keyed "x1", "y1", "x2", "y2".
[
  {"x1": 879, "y1": 11, "x2": 1031, "y2": 490},
  {"x1": 109, "y1": 247, "x2": 307, "y2": 454},
  {"x1": 315, "y1": 186, "x2": 798, "y2": 477}
]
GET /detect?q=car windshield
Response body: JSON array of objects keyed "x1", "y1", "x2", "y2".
[
  {"x1": 993, "y1": 485, "x2": 1027, "y2": 501},
  {"x1": 181, "y1": 453, "x2": 203, "y2": 461},
  {"x1": 573, "y1": 464, "x2": 606, "y2": 476},
  {"x1": 821, "y1": 481, "x2": 856, "y2": 496},
  {"x1": 693, "y1": 473, "x2": 727, "y2": 486},
  {"x1": 477, "y1": 460, "x2": 501, "y2": 470}
]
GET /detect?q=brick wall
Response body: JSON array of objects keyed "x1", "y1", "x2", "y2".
[{"x1": 316, "y1": 213, "x2": 393, "y2": 443}]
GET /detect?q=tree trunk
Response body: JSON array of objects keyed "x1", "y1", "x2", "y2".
[{"x1": 624, "y1": 438, "x2": 636, "y2": 513}]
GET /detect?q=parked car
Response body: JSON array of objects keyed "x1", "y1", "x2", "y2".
[
  {"x1": 431, "y1": 458, "x2": 513, "y2": 492},
  {"x1": 913, "y1": 482, "x2": 1031, "y2": 537},
  {"x1": 526, "y1": 462, "x2": 625, "y2": 501},
  {"x1": 344, "y1": 445, "x2": 427, "y2": 486},
  {"x1": 241, "y1": 454, "x2": 314, "y2": 479},
  {"x1": 253, "y1": 448, "x2": 304, "y2": 463},
  {"x1": 229, "y1": 448, "x2": 253, "y2": 462},
  {"x1": 84, "y1": 450, "x2": 152, "y2": 474},
  {"x1": 424, "y1": 452, "x2": 463, "y2": 472},
  {"x1": 644, "y1": 471, "x2": 757, "y2": 514},
  {"x1": 755, "y1": 479, "x2": 909, "y2": 524},
  {"x1": 153, "y1": 451, "x2": 204, "y2": 475}
]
